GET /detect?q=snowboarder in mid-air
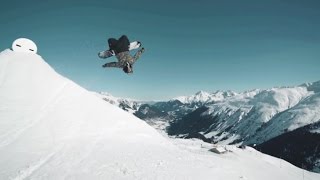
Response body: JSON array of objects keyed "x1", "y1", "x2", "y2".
[{"x1": 98, "y1": 35, "x2": 145, "y2": 74}]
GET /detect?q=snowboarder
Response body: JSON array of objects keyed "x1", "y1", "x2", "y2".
[{"x1": 100, "y1": 35, "x2": 144, "y2": 74}]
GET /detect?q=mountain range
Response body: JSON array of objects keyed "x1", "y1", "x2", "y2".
[{"x1": 99, "y1": 80, "x2": 320, "y2": 172}]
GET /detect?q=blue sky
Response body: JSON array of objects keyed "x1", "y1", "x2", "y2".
[{"x1": 1, "y1": 0, "x2": 320, "y2": 100}]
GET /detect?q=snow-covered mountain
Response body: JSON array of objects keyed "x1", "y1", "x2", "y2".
[
  {"x1": 167, "y1": 84, "x2": 319, "y2": 143},
  {"x1": 95, "y1": 93, "x2": 171, "y2": 131},
  {"x1": 100, "y1": 84, "x2": 320, "y2": 147},
  {"x1": 257, "y1": 121, "x2": 320, "y2": 173},
  {"x1": 174, "y1": 90, "x2": 237, "y2": 104},
  {"x1": 2, "y1": 49, "x2": 318, "y2": 179},
  {"x1": 94, "y1": 92, "x2": 142, "y2": 113},
  {"x1": 165, "y1": 82, "x2": 320, "y2": 172},
  {"x1": 98, "y1": 94, "x2": 210, "y2": 132},
  {"x1": 98, "y1": 82, "x2": 320, "y2": 173},
  {"x1": 247, "y1": 87, "x2": 320, "y2": 144}
]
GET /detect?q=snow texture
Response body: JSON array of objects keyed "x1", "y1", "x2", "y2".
[{"x1": 0, "y1": 49, "x2": 319, "y2": 179}]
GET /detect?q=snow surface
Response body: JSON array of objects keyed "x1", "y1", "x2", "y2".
[{"x1": 0, "y1": 49, "x2": 319, "y2": 179}]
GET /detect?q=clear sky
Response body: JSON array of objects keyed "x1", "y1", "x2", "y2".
[{"x1": 1, "y1": 0, "x2": 320, "y2": 100}]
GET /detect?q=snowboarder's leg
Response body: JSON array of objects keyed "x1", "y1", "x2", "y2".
[
  {"x1": 102, "y1": 62, "x2": 122, "y2": 68},
  {"x1": 116, "y1": 35, "x2": 130, "y2": 53},
  {"x1": 108, "y1": 38, "x2": 118, "y2": 52}
]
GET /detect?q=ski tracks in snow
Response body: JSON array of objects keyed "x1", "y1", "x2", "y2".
[
  {"x1": 0, "y1": 81, "x2": 69, "y2": 148},
  {"x1": 10, "y1": 145, "x2": 63, "y2": 180}
]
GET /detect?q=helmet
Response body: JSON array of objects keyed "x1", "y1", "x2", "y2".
[{"x1": 123, "y1": 63, "x2": 133, "y2": 74}]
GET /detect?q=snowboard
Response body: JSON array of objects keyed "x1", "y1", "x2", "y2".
[{"x1": 98, "y1": 41, "x2": 141, "y2": 59}]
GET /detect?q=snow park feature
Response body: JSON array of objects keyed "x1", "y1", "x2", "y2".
[
  {"x1": 11, "y1": 38, "x2": 38, "y2": 54},
  {"x1": 209, "y1": 145, "x2": 228, "y2": 154},
  {"x1": 0, "y1": 46, "x2": 319, "y2": 179}
]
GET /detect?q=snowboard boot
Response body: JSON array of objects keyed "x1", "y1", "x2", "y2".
[{"x1": 98, "y1": 50, "x2": 115, "y2": 59}]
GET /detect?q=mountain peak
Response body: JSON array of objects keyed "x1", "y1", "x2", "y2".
[
  {"x1": 195, "y1": 90, "x2": 209, "y2": 95},
  {"x1": 173, "y1": 90, "x2": 237, "y2": 104},
  {"x1": 300, "y1": 80, "x2": 320, "y2": 93}
]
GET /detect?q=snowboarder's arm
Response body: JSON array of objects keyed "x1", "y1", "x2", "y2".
[
  {"x1": 132, "y1": 48, "x2": 145, "y2": 64},
  {"x1": 102, "y1": 62, "x2": 122, "y2": 68}
]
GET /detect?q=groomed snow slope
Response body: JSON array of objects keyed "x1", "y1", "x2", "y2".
[{"x1": 0, "y1": 49, "x2": 319, "y2": 180}]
